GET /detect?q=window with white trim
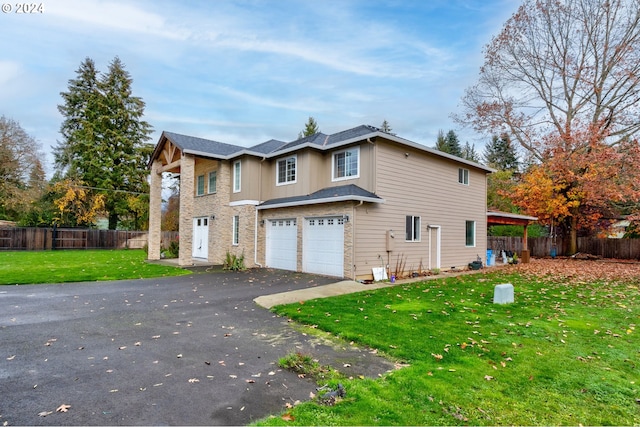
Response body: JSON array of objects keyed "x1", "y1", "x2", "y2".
[
  {"x1": 458, "y1": 168, "x2": 469, "y2": 185},
  {"x1": 465, "y1": 220, "x2": 476, "y2": 247},
  {"x1": 405, "y1": 215, "x2": 421, "y2": 242},
  {"x1": 208, "y1": 171, "x2": 217, "y2": 194},
  {"x1": 276, "y1": 155, "x2": 297, "y2": 185},
  {"x1": 232, "y1": 215, "x2": 240, "y2": 245},
  {"x1": 233, "y1": 160, "x2": 241, "y2": 193},
  {"x1": 332, "y1": 146, "x2": 359, "y2": 181},
  {"x1": 196, "y1": 175, "x2": 205, "y2": 196}
]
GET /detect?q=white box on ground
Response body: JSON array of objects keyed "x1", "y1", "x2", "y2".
[{"x1": 494, "y1": 283, "x2": 514, "y2": 304}]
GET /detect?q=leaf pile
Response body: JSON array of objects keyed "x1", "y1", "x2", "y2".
[{"x1": 511, "y1": 258, "x2": 640, "y2": 284}]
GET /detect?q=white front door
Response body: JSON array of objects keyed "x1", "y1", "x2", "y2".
[
  {"x1": 303, "y1": 216, "x2": 344, "y2": 277},
  {"x1": 192, "y1": 217, "x2": 209, "y2": 259},
  {"x1": 265, "y1": 218, "x2": 298, "y2": 271}
]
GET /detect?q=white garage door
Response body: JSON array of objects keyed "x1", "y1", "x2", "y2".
[
  {"x1": 265, "y1": 218, "x2": 298, "y2": 271},
  {"x1": 303, "y1": 216, "x2": 344, "y2": 277}
]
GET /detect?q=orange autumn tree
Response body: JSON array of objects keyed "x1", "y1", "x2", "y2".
[
  {"x1": 509, "y1": 127, "x2": 640, "y2": 253},
  {"x1": 457, "y1": 0, "x2": 640, "y2": 253},
  {"x1": 53, "y1": 179, "x2": 106, "y2": 227}
]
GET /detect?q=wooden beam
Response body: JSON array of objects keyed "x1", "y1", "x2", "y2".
[{"x1": 159, "y1": 159, "x2": 181, "y2": 173}]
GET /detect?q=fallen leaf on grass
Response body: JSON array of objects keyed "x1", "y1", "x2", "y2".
[
  {"x1": 281, "y1": 413, "x2": 295, "y2": 421},
  {"x1": 56, "y1": 404, "x2": 71, "y2": 413}
]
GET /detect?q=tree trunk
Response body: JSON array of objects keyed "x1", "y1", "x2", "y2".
[
  {"x1": 567, "y1": 212, "x2": 578, "y2": 256},
  {"x1": 108, "y1": 212, "x2": 118, "y2": 230}
]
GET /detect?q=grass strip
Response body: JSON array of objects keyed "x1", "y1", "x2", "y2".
[
  {"x1": 0, "y1": 249, "x2": 189, "y2": 285},
  {"x1": 259, "y1": 270, "x2": 640, "y2": 425}
]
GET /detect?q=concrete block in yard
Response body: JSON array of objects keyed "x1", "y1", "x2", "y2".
[{"x1": 494, "y1": 283, "x2": 514, "y2": 304}]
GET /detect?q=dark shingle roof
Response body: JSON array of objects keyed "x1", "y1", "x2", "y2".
[
  {"x1": 153, "y1": 125, "x2": 493, "y2": 172},
  {"x1": 250, "y1": 139, "x2": 288, "y2": 155},
  {"x1": 257, "y1": 184, "x2": 383, "y2": 210},
  {"x1": 326, "y1": 125, "x2": 379, "y2": 145},
  {"x1": 163, "y1": 131, "x2": 243, "y2": 157}
]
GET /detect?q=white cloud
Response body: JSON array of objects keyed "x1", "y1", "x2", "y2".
[
  {"x1": 0, "y1": 61, "x2": 21, "y2": 87},
  {"x1": 46, "y1": 0, "x2": 189, "y2": 40}
]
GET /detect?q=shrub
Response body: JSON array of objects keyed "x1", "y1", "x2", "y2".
[{"x1": 223, "y1": 251, "x2": 245, "y2": 271}]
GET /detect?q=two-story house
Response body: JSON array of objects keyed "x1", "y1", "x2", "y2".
[{"x1": 147, "y1": 125, "x2": 493, "y2": 280}]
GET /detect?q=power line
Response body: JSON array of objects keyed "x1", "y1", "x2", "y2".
[{"x1": 71, "y1": 185, "x2": 148, "y2": 195}]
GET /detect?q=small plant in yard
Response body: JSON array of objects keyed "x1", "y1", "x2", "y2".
[
  {"x1": 223, "y1": 251, "x2": 245, "y2": 271},
  {"x1": 259, "y1": 261, "x2": 640, "y2": 426},
  {"x1": 278, "y1": 352, "x2": 342, "y2": 383},
  {"x1": 164, "y1": 239, "x2": 179, "y2": 258}
]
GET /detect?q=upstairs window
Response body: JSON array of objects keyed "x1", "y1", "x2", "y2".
[
  {"x1": 208, "y1": 171, "x2": 217, "y2": 194},
  {"x1": 196, "y1": 175, "x2": 205, "y2": 196},
  {"x1": 458, "y1": 168, "x2": 469, "y2": 185},
  {"x1": 332, "y1": 147, "x2": 359, "y2": 181},
  {"x1": 233, "y1": 160, "x2": 241, "y2": 193},
  {"x1": 277, "y1": 155, "x2": 297, "y2": 185},
  {"x1": 405, "y1": 215, "x2": 421, "y2": 242}
]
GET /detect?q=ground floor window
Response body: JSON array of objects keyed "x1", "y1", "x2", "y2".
[
  {"x1": 465, "y1": 220, "x2": 475, "y2": 247},
  {"x1": 232, "y1": 215, "x2": 240, "y2": 245},
  {"x1": 405, "y1": 215, "x2": 421, "y2": 241}
]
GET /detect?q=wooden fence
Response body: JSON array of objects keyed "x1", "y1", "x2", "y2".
[
  {"x1": 488, "y1": 236, "x2": 640, "y2": 260},
  {"x1": 0, "y1": 227, "x2": 178, "y2": 251}
]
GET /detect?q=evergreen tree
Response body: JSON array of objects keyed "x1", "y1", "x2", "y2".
[
  {"x1": 298, "y1": 116, "x2": 320, "y2": 139},
  {"x1": 380, "y1": 119, "x2": 394, "y2": 135},
  {"x1": 55, "y1": 57, "x2": 153, "y2": 229},
  {"x1": 462, "y1": 141, "x2": 480, "y2": 163},
  {"x1": 435, "y1": 129, "x2": 463, "y2": 157},
  {"x1": 435, "y1": 129, "x2": 447, "y2": 151},
  {"x1": 444, "y1": 130, "x2": 462, "y2": 157},
  {"x1": 483, "y1": 133, "x2": 519, "y2": 171}
]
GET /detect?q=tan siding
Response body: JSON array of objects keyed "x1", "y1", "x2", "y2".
[
  {"x1": 353, "y1": 141, "x2": 488, "y2": 279},
  {"x1": 230, "y1": 156, "x2": 262, "y2": 202}
]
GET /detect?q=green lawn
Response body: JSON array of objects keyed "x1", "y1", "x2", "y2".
[
  {"x1": 0, "y1": 250, "x2": 190, "y2": 285},
  {"x1": 262, "y1": 270, "x2": 640, "y2": 426}
]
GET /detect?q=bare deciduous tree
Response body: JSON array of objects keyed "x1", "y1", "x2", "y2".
[{"x1": 457, "y1": 0, "x2": 640, "y2": 160}]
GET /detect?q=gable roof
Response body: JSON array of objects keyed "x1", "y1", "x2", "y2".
[
  {"x1": 151, "y1": 125, "x2": 494, "y2": 172},
  {"x1": 257, "y1": 184, "x2": 384, "y2": 210}
]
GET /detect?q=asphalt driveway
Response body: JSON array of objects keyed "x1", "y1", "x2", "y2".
[{"x1": 0, "y1": 269, "x2": 395, "y2": 426}]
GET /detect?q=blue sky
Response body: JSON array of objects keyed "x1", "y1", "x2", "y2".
[{"x1": 0, "y1": 0, "x2": 520, "y2": 174}]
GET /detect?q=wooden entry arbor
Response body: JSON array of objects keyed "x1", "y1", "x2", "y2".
[{"x1": 487, "y1": 210, "x2": 538, "y2": 263}]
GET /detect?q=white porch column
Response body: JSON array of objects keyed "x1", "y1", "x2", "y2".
[
  {"x1": 148, "y1": 160, "x2": 163, "y2": 260},
  {"x1": 178, "y1": 154, "x2": 195, "y2": 266}
]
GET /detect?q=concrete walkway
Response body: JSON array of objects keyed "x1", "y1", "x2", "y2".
[
  {"x1": 253, "y1": 266, "x2": 499, "y2": 309},
  {"x1": 254, "y1": 280, "x2": 396, "y2": 309}
]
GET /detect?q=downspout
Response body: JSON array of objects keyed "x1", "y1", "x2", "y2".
[{"x1": 352, "y1": 200, "x2": 364, "y2": 279}]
